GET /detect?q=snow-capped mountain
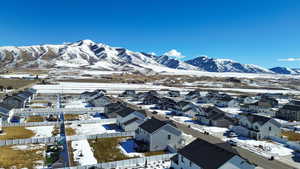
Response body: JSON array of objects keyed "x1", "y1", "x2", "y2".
[
  {"x1": 185, "y1": 56, "x2": 273, "y2": 73},
  {"x1": 269, "y1": 67, "x2": 300, "y2": 74},
  {"x1": 0, "y1": 40, "x2": 164, "y2": 72},
  {"x1": 156, "y1": 55, "x2": 199, "y2": 70}
]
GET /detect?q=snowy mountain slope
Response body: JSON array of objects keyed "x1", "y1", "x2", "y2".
[
  {"x1": 185, "y1": 56, "x2": 274, "y2": 73},
  {"x1": 269, "y1": 67, "x2": 299, "y2": 74},
  {"x1": 156, "y1": 55, "x2": 199, "y2": 70},
  {"x1": 0, "y1": 40, "x2": 165, "y2": 72}
]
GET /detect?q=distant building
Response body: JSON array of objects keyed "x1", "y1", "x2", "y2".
[
  {"x1": 197, "y1": 107, "x2": 235, "y2": 127},
  {"x1": 135, "y1": 117, "x2": 182, "y2": 152},
  {"x1": 276, "y1": 104, "x2": 300, "y2": 121},
  {"x1": 173, "y1": 101, "x2": 204, "y2": 117},
  {"x1": 171, "y1": 138, "x2": 256, "y2": 169},
  {"x1": 119, "y1": 90, "x2": 136, "y2": 98},
  {"x1": 156, "y1": 97, "x2": 177, "y2": 110},
  {"x1": 185, "y1": 90, "x2": 201, "y2": 100},
  {"x1": 168, "y1": 90, "x2": 180, "y2": 97},
  {"x1": 88, "y1": 95, "x2": 113, "y2": 107}
]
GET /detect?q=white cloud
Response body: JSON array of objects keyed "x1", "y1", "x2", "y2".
[
  {"x1": 149, "y1": 52, "x2": 156, "y2": 56},
  {"x1": 278, "y1": 57, "x2": 300, "y2": 62},
  {"x1": 164, "y1": 49, "x2": 185, "y2": 58}
]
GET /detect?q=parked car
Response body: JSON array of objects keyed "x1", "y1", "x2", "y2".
[
  {"x1": 227, "y1": 139, "x2": 237, "y2": 146},
  {"x1": 228, "y1": 132, "x2": 238, "y2": 138}
]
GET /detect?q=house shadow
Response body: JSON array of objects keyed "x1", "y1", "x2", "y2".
[
  {"x1": 291, "y1": 152, "x2": 300, "y2": 163},
  {"x1": 119, "y1": 139, "x2": 137, "y2": 153},
  {"x1": 102, "y1": 124, "x2": 123, "y2": 132},
  {"x1": 92, "y1": 113, "x2": 107, "y2": 119}
]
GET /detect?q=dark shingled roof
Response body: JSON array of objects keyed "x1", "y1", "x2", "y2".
[
  {"x1": 139, "y1": 117, "x2": 168, "y2": 133},
  {"x1": 282, "y1": 104, "x2": 300, "y2": 111},
  {"x1": 123, "y1": 117, "x2": 141, "y2": 126},
  {"x1": 115, "y1": 107, "x2": 136, "y2": 117},
  {"x1": 178, "y1": 139, "x2": 238, "y2": 169},
  {"x1": 241, "y1": 113, "x2": 271, "y2": 125}
]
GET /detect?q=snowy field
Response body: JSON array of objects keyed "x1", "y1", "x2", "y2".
[
  {"x1": 33, "y1": 82, "x2": 183, "y2": 94},
  {"x1": 0, "y1": 73, "x2": 48, "y2": 79},
  {"x1": 26, "y1": 126, "x2": 54, "y2": 138}
]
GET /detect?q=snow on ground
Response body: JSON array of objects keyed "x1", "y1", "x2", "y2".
[
  {"x1": 70, "y1": 123, "x2": 116, "y2": 135},
  {"x1": 118, "y1": 139, "x2": 144, "y2": 157},
  {"x1": 0, "y1": 74, "x2": 48, "y2": 79},
  {"x1": 201, "y1": 87, "x2": 300, "y2": 95},
  {"x1": 71, "y1": 139, "x2": 97, "y2": 166},
  {"x1": 26, "y1": 126, "x2": 54, "y2": 138},
  {"x1": 202, "y1": 126, "x2": 228, "y2": 133},
  {"x1": 170, "y1": 116, "x2": 193, "y2": 123},
  {"x1": 12, "y1": 144, "x2": 45, "y2": 151},
  {"x1": 33, "y1": 82, "x2": 184, "y2": 94},
  {"x1": 64, "y1": 99, "x2": 88, "y2": 108},
  {"x1": 119, "y1": 160, "x2": 171, "y2": 169},
  {"x1": 224, "y1": 137, "x2": 294, "y2": 158}
]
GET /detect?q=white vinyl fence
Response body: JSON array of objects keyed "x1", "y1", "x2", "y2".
[
  {"x1": 58, "y1": 153, "x2": 176, "y2": 169},
  {"x1": 0, "y1": 136, "x2": 61, "y2": 146},
  {"x1": 67, "y1": 131, "x2": 135, "y2": 141},
  {"x1": 2, "y1": 121, "x2": 59, "y2": 127},
  {"x1": 64, "y1": 118, "x2": 116, "y2": 125}
]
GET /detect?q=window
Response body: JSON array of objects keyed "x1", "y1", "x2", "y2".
[
  {"x1": 189, "y1": 161, "x2": 192, "y2": 167},
  {"x1": 168, "y1": 135, "x2": 171, "y2": 140},
  {"x1": 181, "y1": 155, "x2": 184, "y2": 163},
  {"x1": 269, "y1": 127, "x2": 272, "y2": 131}
]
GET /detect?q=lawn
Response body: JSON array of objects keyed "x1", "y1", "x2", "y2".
[
  {"x1": 0, "y1": 78, "x2": 38, "y2": 90},
  {"x1": 66, "y1": 127, "x2": 76, "y2": 136},
  {"x1": 64, "y1": 114, "x2": 80, "y2": 121},
  {"x1": 0, "y1": 126, "x2": 35, "y2": 140},
  {"x1": 26, "y1": 116, "x2": 44, "y2": 122},
  {"x1": 144, "y1": 151, "x2": 166, "y2": 156},
  {"x1": 0, "y1": 145, "x2": 45, "y2": 169},
  {"x1": 282, "y1": 131, "x2": 300, "y2": 141},
  {"x1": 88, "y1": 137, "x2": 135, "y2": 163},
  {"x1": 51, "y1": 126, "x2": 60, "y2": 137}
]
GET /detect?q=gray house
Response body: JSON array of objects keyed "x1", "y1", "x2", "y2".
[
  {"x1": 276, "y1": 104, "x2": 300, "y2": 121},
  {"x1": 232, "y1": 114, "x2": 281, "y2": 140},
  {"x1": 88, "y1": 95, "x2": 113, "y2": 107},
  {"x1": 142, "y1": 95, "x2": 161, "y2": 105},
  {"x1": 185, "y1": 90, "x2": 201, "y2": 100},
  {"x1": 0, "y1": 103, "x2": 14, "y2": 117},
  {"x1": 119, "y1": 90, "x2": 136, "y2": 98},
  {"x1": 135, "y1": 117, "x2": 182, "y2": 152},
  {"x1": 173, "y1": 101, "x2": 204, "y2": 117},
  {"x1": 171, "y1": 138, "x2": 256, "y2": 169},
  {"x1": 197, "y1": 107, "x2": 235, "y2": 127},
  {"x1": 115, "y1": 107, "x2": 146, "y2": 131},
  {"x1": 156, "y1": 97, "x2": 177, "y2": 110},
  {"x1": 168, "y1": 90, "x2": 180, "y2": 97}
]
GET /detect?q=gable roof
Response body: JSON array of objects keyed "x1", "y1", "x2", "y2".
[
  {"x1": 116, "y1": 107, "x2": 136, "y2": 117},
  {"x1": 281, "y1": 104, "x2": 300, "y2": 111},
  {"x1": 139, "y1": 117, "x2": 168, "y2": 133},
  {"x1": 178, "y1": 139, "x2": 239, "y2": 169},
  {"x1": 123, "y1": 117, "x2": 143, "y2": 126},
  {"x1": 241, "y1": 113, "x2": 271, "y2": 125}
]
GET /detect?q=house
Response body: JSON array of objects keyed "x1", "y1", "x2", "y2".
[
  {"x1": 103, "y1": 102, "x2": 128, "y2": 118},
  {"x1": 171, "y1": 138, "x2": 256, "y2": 169},
  {"x1": 119, "y1": 90, "x2": 136, "y2": 98},
  {"x1": 185, "y1": 90, "x2": 201, "y2": 100},
  {"x1": 232, "y1": 113, "x2": 281, "y2": 140},
  {"x1": 168, "y1": 90, "x2": 180, "y2": 97},
  {"x1": 142, "y1": 94, "x2": 161, "y2": 105},
  {"x1": 80, "y1": 89, "x2": 105, "y2": 102},
  {"x1": 276, "y1": 104, "x2": 300, "y2": 121},
  {"x1": 173, "y1": 101, "x2": 203, "y2": 117},
  {"x1": 197, "y1": 107, "x2": 235, "y2": 127},
  {"x1": 0, "y1": 103, "x2": 14, "y2": 117},
  {"x1": 115, "y1": 107, "x2": 146, "y2": 131},
  {"x1": 3, "y1": 95, "x2": 27, "y2": 108},
  {"x1": 156, "y1": 97, "x2": 177, "y2": 110},
  {"x1": 240, "y1": 97, "x2": 278, "y2": 114},
  {"x1": 88, "y1": 95, "x2": 113, "y2": 107},
  {"x1": 135, "y1": 117, "x2": 182, "y2": 152}
]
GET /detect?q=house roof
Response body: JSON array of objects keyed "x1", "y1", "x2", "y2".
[
  {"x1": 241, "y1": 113, "x2": 271, "y2": 125},
  {"x1": 0, "y1": 103, "x2": 14, "y2": 111},
  {"x1": 139, "y1": 117, "x2": 168, "y2": 133},
  {"x1": 281, "y1": 104, "x2": 300, "y2": 111},
  {"x1": 123, "y1": 117, "x2": 143, "y2": 126},
  {"x1": 178, "y1": 138, "x2": 239, "y2": 169},
  {"x1": 116, "y1": 107, "x2": 136, "y2": 117}
]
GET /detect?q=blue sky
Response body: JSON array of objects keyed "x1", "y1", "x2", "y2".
[{"x1": 1, "y1": 0, "x2": 300, "y2": 68}]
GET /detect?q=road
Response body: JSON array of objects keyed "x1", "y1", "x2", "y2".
[
  {"x1": 57, "y1": 94, "x2": 70, "y2": 167},
  {"x1": 148, "y1": 113, "x2": 296, "y2": 169}
]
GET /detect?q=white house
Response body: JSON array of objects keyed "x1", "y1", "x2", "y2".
[
  {"x1": 115, "y1": 108, "x2": 146, "y2": 131},
  {"x1": 135, "y1": 117, "x2": 182, "y2": 152},
  {"x1": 171, "y1": 138, "x2": 256, "y2": 169},
  {"x1": 232, "y1": 114, "x2": 281, "y2": 140}
]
